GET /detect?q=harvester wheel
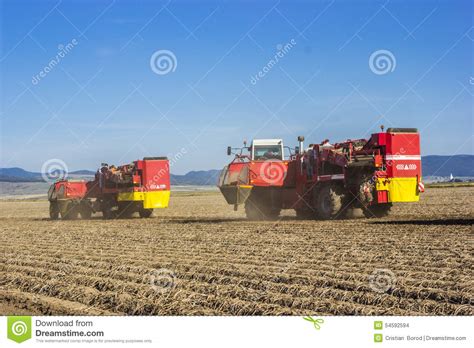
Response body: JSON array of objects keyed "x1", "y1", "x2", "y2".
[
  {"x1": 295, "y1": 208, "x2": 314, "y2": 219},
  {"x1": 101, "y1": 200, "x2": 114, "y2": 219},
  {"x1": 314, "y1": 185, "x2": 344, "y2": 220},
  {"x1": 362, "y1": 204, "x2": 392, "y2": 218},
  {"x1": 49, "y1": 202, "x2": 60, "y2": 220},
  {"x1": 117, "y1": 202, "x2": 135, "y2": 218},
  {"x1": 102, "y1": 208, "x2": 114, "y2": 219},
  {"x1": 139, "y1": 208, "x2": 153, "y2": 218},
  {"x1": 336, "y1": 194, "x2": 354, "y2": 220},
  {"x1": 60, "y1": 202, "x2": 79, "y2": 220},
  {"x1": 79, "y1": 202, "x2": 92, "y2": 219},
  {"x1": 357, "y1": 173, "x2": 392, "y2": 218}
]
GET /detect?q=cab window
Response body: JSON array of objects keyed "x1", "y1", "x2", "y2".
[{"x1": 253, "y1": 145, "x2": 282, "y2": 160}]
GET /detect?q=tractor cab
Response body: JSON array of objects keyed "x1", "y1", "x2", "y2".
[{"x1": 251, "y1": 139, "x2": 284, "y2": 161}]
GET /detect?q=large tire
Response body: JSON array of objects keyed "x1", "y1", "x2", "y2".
[
  {"x1": 362, "y1": 204, "x2": 392, "y2": 218},
  {"x1": 139, "y1": 207, "x2": 153, "y2": 218},
  {"x1": 358, "y1": 174, "x2": 375, "y2": 206},
  {"x1": 244, "y1": 195, "x2": 280, "y2": 220},
  {"x1": 49, "y1": 202, "x2": 60, "y2": 220},
  {"x1": 79, "y1": 201, "x2": 92, "y2": 219},
  {"x1": 295, "y1": 208, "x2": 314, "y2": 219},
  {"x1": 314, "y1": 185, "x2": 344, "y2": 220},
  {"x1": 117, "y1": 202, "x2": 136, "y2": 218},
  {"x1": 337, "y1": 194, "x2": 354, "y2": 219},
  {"x1": 60, "y1": 202, "x2": 79, "y2": 220},
  {"x1": 357, "y1": 173, "x2": 391, "y2": 218},
  {"x1": 101, "y1": 200, "x2": 114, "y2": 219}
]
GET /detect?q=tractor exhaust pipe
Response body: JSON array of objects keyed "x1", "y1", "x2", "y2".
[{"x1": 297, "y1": 136, "x2": 305, "y2": 154}]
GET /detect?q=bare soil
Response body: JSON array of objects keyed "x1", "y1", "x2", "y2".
[{"x1": 0, "y1": 187, "x2": 472, "y2": 315}]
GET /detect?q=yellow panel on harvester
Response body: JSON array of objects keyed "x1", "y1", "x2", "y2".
[
  {"x1": 117, "y1": 191, "x2": 144, "y2": 201},
  {"x1": 387, "y1": 177, "x2": 420, "y2": 202},
  {"x1": 117, "y1": 191, "x2": 170, "y2": 209},
  {"x1": 143, "y1": 191, "x2": 170, "y2": 209}
]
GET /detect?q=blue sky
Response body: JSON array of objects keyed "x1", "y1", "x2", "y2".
[{"x1": 0, "y1": 0, "x2": 472, "y2": 174}]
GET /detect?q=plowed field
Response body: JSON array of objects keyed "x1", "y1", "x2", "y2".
[{"x1": 0, "y1": 187, "x2": 472, "y2": 315}]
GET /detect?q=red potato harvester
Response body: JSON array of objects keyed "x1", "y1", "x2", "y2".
[
  {"x1": 218, "y1": 127, "x2": 423, "y2": 220},
  {"x1": 48, "y1": 157, "x2": 170, "y2": 219}
]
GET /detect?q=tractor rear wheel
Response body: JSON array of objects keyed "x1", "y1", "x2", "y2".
[
  {"x1": 314, "y1": 185, "x2": 344, "y2": 220},
  {"x1": 362, "y1": 204, "x2": 392, "y2": 218},
  {"x1": 49, "y1": 202, "x2": 60, "y2": 220},
  {"x1": 139, "y1": 207, "x2": 153, "y2": 218}
]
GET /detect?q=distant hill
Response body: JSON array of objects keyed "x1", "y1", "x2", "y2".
[
  {"x1": 0, "y1": 167, "x2": 41, "y2": 182},
  {"x1": 421, "y1": 155, "x2": 474, "y2": 177},
  {"x1": 0, "y1": 167, "x2": 221, "y2": 186},
  {"x1": 171, "y1": 170, "x2": 220, "y2": 186},
  {"x1": 1, "y1": 155, "x2": 472, "y2": 184},
  {"x1": 0, "y1": 168, "x2": 96, "y2": 182},
  {"x1": 70, "y1": 170, "x2": 96, "y2": 175}
]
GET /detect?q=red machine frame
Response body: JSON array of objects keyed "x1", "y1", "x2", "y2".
[
  {"x1": 219, "y1": 128, "x2": 423, "y2": 220},
  {"x1": 48, "y1": 157, "x2": 170, "y2": 219}
]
